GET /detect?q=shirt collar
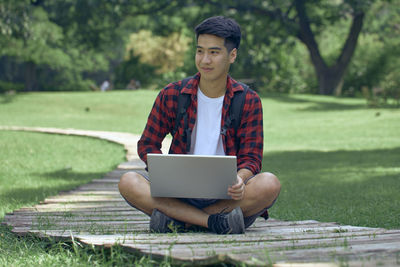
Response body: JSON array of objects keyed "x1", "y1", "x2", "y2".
[{"x1": 181, "y1": 72, "x2": 244, "y2": 98}]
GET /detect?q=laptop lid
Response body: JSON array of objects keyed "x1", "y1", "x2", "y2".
[{"x1": 147, "y1": 154, "x2": 237, "y2": 199}]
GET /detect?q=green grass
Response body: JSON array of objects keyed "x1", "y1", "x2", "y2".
[
  {"x1": 0, "y1": 91, "x2": 155, "y2": 133},
  {"x1": 0, "y1": 131, "x2": 125, "y2": 218},
  {"x1": 0, "y1": 90, "x2": 399, "y2": 265},
  {"x1": 261, "y1": 94, "x2": 400, "y2": 229},
  {"x1": 0, "y1": 131, "x2": 132, "y2": 266}
]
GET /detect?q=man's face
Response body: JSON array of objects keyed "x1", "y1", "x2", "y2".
[{"x1": 195, "y1": 34, "x2": 237, "y2": 83}]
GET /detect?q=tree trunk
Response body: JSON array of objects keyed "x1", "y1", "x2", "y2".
[
  {"x1": 316, "y1": 66, "x2": 344, "y2": 95},
  {"x1": 24, "y1": 61, "x2": 37, "y2": 91},
  {"x1": 295, "y1": 0, "x2": 365, "y2": 95}
]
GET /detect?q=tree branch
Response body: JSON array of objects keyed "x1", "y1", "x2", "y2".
[
  {"x1": 202, "y1": 0, "x2": 298, "y2": 35},
  {"x1": 335, "y1": 11, "x2": 365, "y2": 70},
  {"x1": 295, "y1": 0, "x2": 326, "y2": 70}
]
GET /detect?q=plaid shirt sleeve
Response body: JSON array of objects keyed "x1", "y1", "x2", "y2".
[
  {"x1": 235, "y1": 89, "x2": 264, "y2": 174},
  {"x1": 137, "y1": 86, "x2": 175, "y2": 164}
]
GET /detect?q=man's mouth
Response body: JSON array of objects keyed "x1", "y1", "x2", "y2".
[{"x1": 201, "y1": 67, "x2": 213, "y2": 72}]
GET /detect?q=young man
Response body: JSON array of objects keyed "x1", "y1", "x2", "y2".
[{"x1": 119, "y1": 16, "x2": 280, "y2": 234}]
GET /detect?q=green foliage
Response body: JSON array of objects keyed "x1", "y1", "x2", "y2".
[
  {"x1": 1, "y1": 0, "x2": 399, "y2": 97},
  {"x1": 125, "y1": 30, "x2": 191, "y2": 74},
  {"x1": 0, "y1": 81, "x2": 24, "y2": 93},
  {"x1": 234, "y1": 38, "x2": 313, "y2": 93},
  {"x1": 0, "y1": 0, "x2": 120, "y2": 91},
  {"x1": 343, "y1": 0, "x2": 400, "y2": 105},
  {"x1": 114, "y1": 52, "x2": 158, "y2": 89}
]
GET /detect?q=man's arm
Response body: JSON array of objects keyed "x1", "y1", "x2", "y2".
[
  {"x1": 236, "y1": 90, "x2": 264, "y2": 174},
  {"x1": 137, "y1": 89, "x2": 172, "y2": 164}
]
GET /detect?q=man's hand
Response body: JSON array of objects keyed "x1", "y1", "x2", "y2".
[{"x1": 228, "y1": 175, "x2": 245, "y2": 200}]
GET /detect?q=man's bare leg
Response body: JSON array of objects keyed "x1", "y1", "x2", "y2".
[
  {"x1": 118, "y1": 171, "x2": 209, "y2": 227},
  {"x1": 203, "y1": 172, "x2": 281, "y2": 217},
  {"x1": 119, "y1": 171, "x2": 280, "y2": 226}
]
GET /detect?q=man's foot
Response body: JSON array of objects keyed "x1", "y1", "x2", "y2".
[
  {"x1": 207, "y1": 207, "x2": 245, "y2": 234},
  {"x1": 149, "y1": 209, "x2": 185, "y2": 233}
]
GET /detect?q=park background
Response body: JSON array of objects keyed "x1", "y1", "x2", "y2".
[
  {"x1": 1, "y1": 0, "x2": 400, "y2": 102},
  {"x1": 1, "y1": 0, "x2": 400, "y2": 266}
]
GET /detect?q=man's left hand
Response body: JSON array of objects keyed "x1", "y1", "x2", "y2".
[{"x1": 228, "y1": 175, "x2": 245, "y2": 200}]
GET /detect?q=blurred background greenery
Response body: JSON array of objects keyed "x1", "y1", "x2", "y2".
[{"x1": 0, "y1": 0, "x2": 399, "y2": 106}]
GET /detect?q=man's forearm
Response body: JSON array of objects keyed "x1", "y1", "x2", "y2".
[{"x1": 237, "y1": 168, "x2": 254, "y2": 183}]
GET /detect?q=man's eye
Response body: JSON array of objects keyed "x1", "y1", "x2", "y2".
[
  {"x1": 197, "y1": 49, "x2": 203, "y2": 54},
  {"x1": 211, "y1": 51, "x2": 219, "y2": 55}
]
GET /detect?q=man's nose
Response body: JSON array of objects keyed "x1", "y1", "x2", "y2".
[{"x1": 202, "y1": 53, "x2": 211, "y2": 64}]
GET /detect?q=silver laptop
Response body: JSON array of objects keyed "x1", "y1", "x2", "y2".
[{"x1": 147, "y1": 153, "x2": 237, "y2": 199}]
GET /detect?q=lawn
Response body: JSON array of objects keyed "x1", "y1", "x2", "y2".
[
  {"x1": 0, "y1": 90, "x2": 399, "y2": 265},
  {"x1": 0, "y1": 131, "x2": 139, "y2": 266}
]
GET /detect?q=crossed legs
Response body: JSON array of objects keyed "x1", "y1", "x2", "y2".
[{"x1": 118, "y1": 171, "x2": 280, "y2": 229}]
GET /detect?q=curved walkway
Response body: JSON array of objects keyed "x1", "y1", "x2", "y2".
[
  {"x1": 0, "y1": 126, "x2": 170, "y2": 169},
  {"x1": 1, "y1": 126, "x2": 400, "y2": 266}
]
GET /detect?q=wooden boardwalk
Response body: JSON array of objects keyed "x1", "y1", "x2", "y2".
[{"x1": 2, "y1": 127, "x2": 400, "y2": 266}]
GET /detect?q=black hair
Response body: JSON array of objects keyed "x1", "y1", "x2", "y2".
[{"x1": 194, "y1": 16, "x2": 241, "y2": 52}]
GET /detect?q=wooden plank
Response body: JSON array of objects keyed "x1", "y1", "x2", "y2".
[
  {"x1": 7, "y1": 216, "x2": 371, "y2": 235},
  {"x1": 117, "y1": 160, "x2": 146, "y2": 170},
  {"x1": 41, "y1": 196, "x2": 124, "y2": 203},
  {"x1": 4, "y1": 213, "x2": 147, "y2": 221},
  {"x1": 8, "y1": 215, "x2": 395, "y2": 240},
  {"x1": 55, "y1": 192, "x2": 121, "y2": 196},
  {"x1": 75, "y1": 231, "x2": 400, "y2": 248},
  {"x1": 25, "y1": 202, "x2": 133, "y2": 209},
  {"x1": 118, "y1": 239, "x2": 400, "y2": 265},
  {"x1": 81, "y1": 232, "x2": 400, "y2": 249},
  {"x1": 4, "y1": 210, "x2": 144, "y2": 217}
]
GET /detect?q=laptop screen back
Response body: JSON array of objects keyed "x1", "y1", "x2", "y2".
[{"x1": 147, "y1": 154, "x2": 237, "y2": 199}]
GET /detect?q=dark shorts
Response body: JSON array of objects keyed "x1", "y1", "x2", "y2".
[{"x1": 128, "y1": 170, "x2": 272, "y2": 229}]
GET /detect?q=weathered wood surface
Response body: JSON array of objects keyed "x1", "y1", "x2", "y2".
[
  {"x1": 2, "y1": 127, "x2": 400, "y2": 266},
  {"x1": 3, "y1": 168, "x2": 400, "y2": 266}
]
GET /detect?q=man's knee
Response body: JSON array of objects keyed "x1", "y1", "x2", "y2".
[
  {"x1": 262, "y1": 172, "x2": 281, "y2": 196},
  {"x1": 251, "y1": 172, "x2": 281, "y2": 203},
  {"x1": 118, "y1": 171, "x2": 142, "y2": 196}
]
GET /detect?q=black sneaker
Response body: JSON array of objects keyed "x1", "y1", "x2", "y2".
[
  {"x1": 207, "y1": 207, "x2": 245, "y2": 234},
  {"x1": 149, "y1": 209, "x2": 185, "y2": 233}
]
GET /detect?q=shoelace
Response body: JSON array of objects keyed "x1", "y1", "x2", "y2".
[{"x1": 209, "y1": 212, "x2": 230, "y2": 234}]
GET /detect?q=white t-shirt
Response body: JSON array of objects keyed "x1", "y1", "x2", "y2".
[{"x1": 190, "y1": 88, "x2": 225, "y2": 155}]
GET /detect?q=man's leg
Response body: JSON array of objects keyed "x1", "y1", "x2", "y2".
[
  {"x1": 119, "y1": 171, "x2": 279, "y2": 233},
  {"x1": 118, "y1": 171, "x2": 209, "y2": 227},
  {"x1": 202, "y1": 172, "x2": 281, "y2": 219}
]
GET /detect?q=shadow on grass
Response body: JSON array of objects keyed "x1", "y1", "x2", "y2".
[
  {"x1": 0, "y1": 93, "x2": 18, "y2": 104},
  {"x1": 264, "y1": 93, "x2": 367, "y2": 111},
  {"x1": 299, "y1": 100, "x2": 367, "y2": 111},
  {"x1": 265, "y1": 147, "x2": 400, "y2": 229},
  {"x1": 0, "y1": 169, "x2": 111, "y2": 214}
]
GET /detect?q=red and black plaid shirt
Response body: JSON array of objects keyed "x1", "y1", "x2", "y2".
[{"x1": 138, "y1": 73, "x2": 264, "y2": 175}]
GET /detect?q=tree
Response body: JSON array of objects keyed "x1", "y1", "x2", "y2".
[
  {"x1": 0, "y1": 0, "x2": 111, "y2": 91},
  {"x1": 294, "y1": 0, "x2": 366, "y2": 95},
  {"x1": 343, "y1": 0, "x2": 400, "y2": 105},
  {"x1": 198, "y1": 0, "x2": 372, "y2": 95},
  {"x1": 0, "y1": 0, "x2": 162, "y2": 91}
]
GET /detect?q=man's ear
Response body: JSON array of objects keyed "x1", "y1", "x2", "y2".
[{"x1": 229, "y1": 48, "x2": 237, "y2": 63}]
